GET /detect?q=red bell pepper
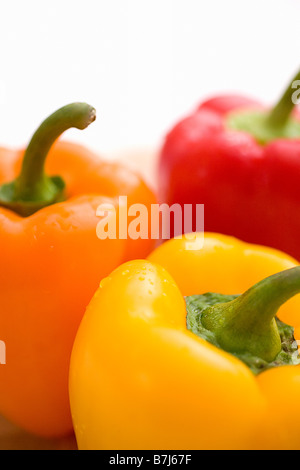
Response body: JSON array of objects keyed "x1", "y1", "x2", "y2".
[{"x1": 158, "y1": 70, "x2": 300, "y2": 261}]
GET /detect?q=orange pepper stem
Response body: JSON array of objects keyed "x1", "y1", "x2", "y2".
[
  {"x1": 0, "y1": 102, "x2": 96, "y2": 217},
  {"x1": 201, "y1": 267, "x2": 300, "y2": 363}
]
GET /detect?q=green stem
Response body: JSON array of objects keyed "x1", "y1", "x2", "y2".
[
  {"x1": 226, "y1": 69, "x2": 300, "y2": 144},
  {"x1": 201, "y1": 267, "x2": 300, "y2": 363},
  {"x1": 0, "y1": 103, "x2": 96, "y2": 217},
  {"x1": 267, "y1": 69, "x2": 300, "y2": 129}
]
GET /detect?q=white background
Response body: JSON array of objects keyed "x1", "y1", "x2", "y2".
[{"x1": 0, "y1": 0, "x2": 299, "y2": 160}]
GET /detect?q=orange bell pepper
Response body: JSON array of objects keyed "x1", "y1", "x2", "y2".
[
  {"x1": 69, "y1": 233, "x2": 300, "y2": 450},
  {"x1": 0, "y1": 103, "x2": 156, "y2": 438}
]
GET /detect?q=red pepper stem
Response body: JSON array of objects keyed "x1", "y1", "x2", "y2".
[{"x1": 267, "y1": 69, "x2": 300, "y2": 129}]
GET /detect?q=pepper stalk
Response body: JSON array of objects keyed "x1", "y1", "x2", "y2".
[
  {"x1": 227, "y1": 69, "x2": 300, "y2": 144},
  {"x1": 186, "y1": 267, "x2": 300, "y2": 374},
  {"x1": 0, "y1": 103, "x2": 96, "y2": 217}
]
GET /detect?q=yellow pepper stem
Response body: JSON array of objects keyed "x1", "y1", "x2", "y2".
[{"x1": 201, "y1": 267, "x2": 300, "y2": 363}]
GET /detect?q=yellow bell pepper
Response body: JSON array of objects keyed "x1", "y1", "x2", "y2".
[{"x1": 69, "y1": 233, "x2": 300, "y2": 450}]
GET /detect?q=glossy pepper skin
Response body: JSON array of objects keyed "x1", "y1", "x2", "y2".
[
  {"x1": 69, "y1": 233, "x2": 300, "y2": 450},
  {"x1": 0, "y1": 104, "x2": 156, "y2": 438},
  {"x1": 158, "y1": 70, "x2": 300, "y2": 261}
]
